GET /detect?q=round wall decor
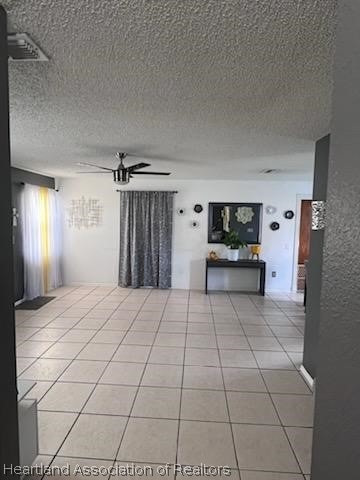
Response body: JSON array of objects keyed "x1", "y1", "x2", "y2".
[
  {"x1": 177, "y1": 208, "x2": 186, "y2": 216},
  {"x1": 194, "y1": 204, "x2": 203, "y2": 213},
  {"x1": 284, "y1": 210, "x2": 294, "y2": 219},
  {"x1": 265, "y1": 206, "x2": 277, "y2": 215},
  {"x1": 270, "y1": 221, "x2": 280, "y2": 231}
]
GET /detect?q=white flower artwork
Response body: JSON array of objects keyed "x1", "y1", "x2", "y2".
[
  {"x1": 68, "y1": 196, "x2": 103, "y2": 229},
  {"x1": 235, "y1": 206, "x2": 255, "y2": 224}
]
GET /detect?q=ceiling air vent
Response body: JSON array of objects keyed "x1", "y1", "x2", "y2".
[
  {"x1": 7, "y1": 33, "x2": 48, "y2": 62},
  {"x1": 260, "y1": 168, "x2": 282, "y2": 174}
]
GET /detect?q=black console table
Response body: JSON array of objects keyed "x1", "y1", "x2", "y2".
[{"x1": 205, "y1": 258, "x2": 266, "y2": 295}]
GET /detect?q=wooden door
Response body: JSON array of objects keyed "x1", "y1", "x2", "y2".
[{"x1": 298, "y1": 200, "x2": 312, "y2": 264}]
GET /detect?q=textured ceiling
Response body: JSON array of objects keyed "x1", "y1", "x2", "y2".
[{"x1": 5, "y1": 0, "x2": 337, "y2": 180}]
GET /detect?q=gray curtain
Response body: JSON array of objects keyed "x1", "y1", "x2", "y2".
[{"x1": 119, "y1": 191, "x2": 174, "y2": 288}]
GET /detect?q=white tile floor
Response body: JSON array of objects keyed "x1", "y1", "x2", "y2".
[{"x1": 15, "y1": 286, "x2": 312, "y2": 480}]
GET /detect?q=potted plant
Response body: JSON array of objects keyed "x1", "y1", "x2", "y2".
[{"x1": 223, "y1": 229, "x2": 247, "y2": 261}]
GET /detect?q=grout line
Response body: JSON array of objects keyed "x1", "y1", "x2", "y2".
[
  {"x1": 19, "y1": 286, "x2": 308, "y2": 478},
  {"x1": 210, "y1": 291, "x2": 242, "y2": 479},
  {"x1": 18, "y1": 287, "x2": 126, "y2": 369},
  {"x1": 35, "y1": 407, "x2": 313, "y2": 429},
  {"x1": 36, "y1": 452, "x2": 302, "y2": 476},
  {"x1": 30, "y1": 286, "x2": 147, "y2": 478},
  {"x1": 111, "y1": 288, "x2": 172, "y2": 470},
  {"x1": 21, "y1": 286, "x2": 114, "y2": 479},
  {"x1": 246, "y1": 295, "x2": 306, "y2": 372},
  {"x1": 28, "y1": 379, "x2": 312, "y2": 395},
  {"x1": 229, "y1": 292, "x2": 311, "y2": 476},
  {"x1": 174, "y1": 289, "x2": 190, "y2": 477},
  {"x1": 248, "y1": 331, "x2": 306, "y2": 475}
]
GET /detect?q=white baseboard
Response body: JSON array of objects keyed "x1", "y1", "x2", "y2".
[
  {"x1": 68, "y1": 282, "x2": 118, "y2": 287},
  {"x1": 300, "y1": 364, "x2": 315, "y2": 391}
]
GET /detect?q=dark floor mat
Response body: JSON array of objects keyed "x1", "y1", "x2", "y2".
[{"x1": 16, "y1": 296, "x2": 56, "y2": 310}]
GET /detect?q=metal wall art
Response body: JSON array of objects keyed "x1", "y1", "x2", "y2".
[
  {"x1": 177, "y1": 207, "x2": 186, "y2": 216},
  {"x1": 270, "y1": 221, "x2": 280, "y2": 231},
  {"x1": 235, "y1": 206, "x2": 255, "y2": 224},
  {"x1": 190, "y1": 220, "x2": 200, "y2": 228},
  {"x1": 311, "y1": 200, "x2": 326, "y2": 231},
  {"x1": 68, "y1": 196, "x2": 103, "y2": 229},
  {"x1": 265, "y1": 206, "x2": 277, "y2": 215}
]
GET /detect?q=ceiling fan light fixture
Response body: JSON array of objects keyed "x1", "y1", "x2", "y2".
[
  {"x1": 113, "y1": 169, "x2": 130, "y2": 185},
  {"x1": 75, "y1": 151, "x2": 171, "y2": 184}
]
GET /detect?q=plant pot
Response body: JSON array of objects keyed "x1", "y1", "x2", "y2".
[
  {"x1": 227, "y1": 248, "x2": 239, "y2": 261},
  {"x1": 239, "y1": 247, "x2": 250, "y2": 260}
]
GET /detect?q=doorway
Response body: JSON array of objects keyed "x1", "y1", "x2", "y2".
[{"x1": 297, "y1": 199, "x2": 312, "y2": 290}]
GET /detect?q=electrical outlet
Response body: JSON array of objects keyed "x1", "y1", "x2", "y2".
[{"x1": 272, "y1": 271, "x2": 277, "y2": 278}]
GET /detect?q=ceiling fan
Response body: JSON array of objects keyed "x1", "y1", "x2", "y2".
[{"x1": 76, "y1": 152, "x2": 171, "y2": 185}]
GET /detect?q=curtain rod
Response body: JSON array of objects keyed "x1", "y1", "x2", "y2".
[
  {"x1": 18, "y1": 181, "x2": 58, "y2": 191},
  {"x1": 116, "y1": 190, "x2": 178, "y2": 193}
]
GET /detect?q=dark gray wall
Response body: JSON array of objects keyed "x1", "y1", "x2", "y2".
[
  {"x1": 0, "y1": 6, "x2": 20, "y2": 476},
  {"x1": 11, "y1": 166, "x2": 55, "y2": 189},
  {"x1": 311, "y1": 1, "x2": 360, "y2": 478},
  {"x1": 302, "y1": 134, "x2": 330, "y2": 378}
]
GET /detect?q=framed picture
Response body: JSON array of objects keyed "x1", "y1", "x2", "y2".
[{"x1": 208, "y1": 202, "x2": 263, "y2": 244}]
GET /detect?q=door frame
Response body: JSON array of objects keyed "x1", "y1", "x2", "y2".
[
  {"x1": 12, "y1": 182, "x2": 25, "y2": 303},
  {"x1": 0, "y1": 5, "x2": 20, "y2": 475},
  {"x1": 292, "y1": 193, "x2": 312, "y2": 291}
]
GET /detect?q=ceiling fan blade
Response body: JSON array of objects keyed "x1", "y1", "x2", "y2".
[
  {"x1": 127, "y1": 162, "x2": 151, "y2": 172},
  {"x1": 77, "y1": 161, "x2": 113, "y2": 171},
  {"x1": 131, "y1": 171, "x2": 171, "y2": 176},
  {"x1": 76, "y1": 171, "x2": 112, "y2": 174}
]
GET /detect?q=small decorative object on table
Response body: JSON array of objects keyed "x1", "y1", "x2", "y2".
[
  {"x1": 250, "y1": 245, "x2": 261, "y2": 260},
  {"x1": 223, "y1": 229, "x2": 247, "y2": 261},
  {"x1": 208, "y1": 250, "x2": 219, "y2": 261}
]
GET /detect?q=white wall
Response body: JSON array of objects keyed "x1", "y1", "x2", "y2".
[{"x1": 58, "y1": 177, "x2": 312, "y2": 292}]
